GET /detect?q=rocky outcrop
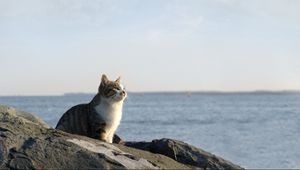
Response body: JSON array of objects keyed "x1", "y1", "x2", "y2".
[
  {"x1": 0, "y1": 105, "x2": 243, "y2": 169},
  {"x1": 125, "y1": 139, "x2": 242, "y2": 170}
]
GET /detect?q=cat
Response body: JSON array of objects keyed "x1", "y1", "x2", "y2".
[{"x1": 55, "y1": 74, "x2": 127, "y2": 143}]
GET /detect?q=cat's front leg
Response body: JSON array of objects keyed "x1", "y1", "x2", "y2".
[
  {"x1": 97, "y1": 127, "x2": 110, "y2": 142},
  {"x1": 95, "y1": 123, "x2": 109, "y2": 142},
  {"x1": 107, "y1": 132, "x2": 114, "y2": 143},
  {"x1": 99, "y1": 131, "x2": 109, "y2": 142}
]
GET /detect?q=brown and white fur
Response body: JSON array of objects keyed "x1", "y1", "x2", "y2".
[{"x1": 55, "y1": 74, "x2": 127, "y2": 143}]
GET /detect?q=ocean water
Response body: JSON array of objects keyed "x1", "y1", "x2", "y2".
[{"x1": 1, "y1": 92, "x2": 300, "y2": 169}]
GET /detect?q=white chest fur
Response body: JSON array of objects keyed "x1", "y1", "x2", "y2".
[{"x1": 94, "y1": 98, "x2": 123, "y2": 142}]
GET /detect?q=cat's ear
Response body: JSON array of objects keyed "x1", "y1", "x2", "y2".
[
  {"x1": 115, "y1": 76, "x2": 121, "y2": 83},
  {"x1": 101, "y1": 74, "x2": 109, "y2": 85}
]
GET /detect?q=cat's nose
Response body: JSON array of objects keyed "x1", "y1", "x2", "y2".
[{"x1": 121, "y1": 90, "x2": 126, "y2": 96}]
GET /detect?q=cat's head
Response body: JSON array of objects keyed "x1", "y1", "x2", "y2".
[{"x1": 98, "y1": 74, "x2": 127, "y2": 102}]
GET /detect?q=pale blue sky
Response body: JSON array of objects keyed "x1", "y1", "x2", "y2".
[{"x1": 1, "y1": 0, "x2": 300, "y2": 95}]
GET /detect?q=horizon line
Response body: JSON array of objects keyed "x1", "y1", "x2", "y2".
[{"x1": 1, "y1": 90, "x2": 300, "y2": 97}]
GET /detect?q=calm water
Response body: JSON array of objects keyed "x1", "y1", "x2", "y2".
[{"x1": 1, "y1": 92, "x2": 300, "y2": 169}]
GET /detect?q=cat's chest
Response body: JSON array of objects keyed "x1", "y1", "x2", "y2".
[{"x1": 94, "y1": 102, "x2": 122, "y2": 123}]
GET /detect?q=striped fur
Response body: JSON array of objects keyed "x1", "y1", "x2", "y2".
[{"x1": 56, "y1": 74, "x2": 127, "y2": 143}]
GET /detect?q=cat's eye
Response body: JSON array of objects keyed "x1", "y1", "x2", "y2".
[{"x1": 105, "y1": 89, "x2": 116, "y2": 96}]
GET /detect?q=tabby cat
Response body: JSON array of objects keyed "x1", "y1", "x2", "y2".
[{"x1": 55, "y1": 74, "x2": 127, "y2": 143}]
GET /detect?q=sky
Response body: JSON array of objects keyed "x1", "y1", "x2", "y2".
[{"x1": 0, "y1": 0, "x2": 300, "y2": 95}]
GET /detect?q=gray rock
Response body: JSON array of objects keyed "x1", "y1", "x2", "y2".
[
  {"x1": 0, "y1": 105, "x2": 49, "y2": 128},
  {"x1": 0, "y1": 105, "x2": 189, "y2": 169},
  {"x1": 126, "y1": 139, "x2": 244, "y2": 170},
  {"x1": 0, "y1": 105, "x2": 243, "y2": 169}
]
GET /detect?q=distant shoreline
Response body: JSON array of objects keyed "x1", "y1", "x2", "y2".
[{"x1": 1, "y1": 90, "x2": 300, "y2": 97}]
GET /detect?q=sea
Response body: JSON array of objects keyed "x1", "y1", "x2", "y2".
[{"x1": 0, "y1": 92, "x2": 299, "y2": 169}]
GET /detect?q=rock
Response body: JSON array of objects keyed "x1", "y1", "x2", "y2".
[
  {"x1": 125, "y1": 139, "x2": 243, "y2": 170},
  {"x1": 0, "y1": 105, "x2": 243, "y2": 169},
  {"x1": 113, "y1": 134, "x2": 125, "y2": 145},
  {"x1": 0, "y1": 105, "x2": 189, "y2": 169},
  {"x1": 0, "y1": 105, "x2": 49, "y2": 128}
]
